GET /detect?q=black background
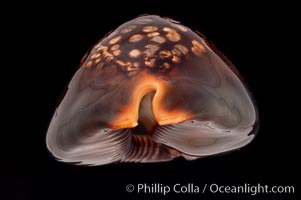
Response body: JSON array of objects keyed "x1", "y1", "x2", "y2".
[{"x1": 4, "y1": 1, "x2": 299, "y2": 200}]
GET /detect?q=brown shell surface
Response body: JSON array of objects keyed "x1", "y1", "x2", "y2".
[{"x1": 46, "y1": 15, "x2": 258, "y2": 166}]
